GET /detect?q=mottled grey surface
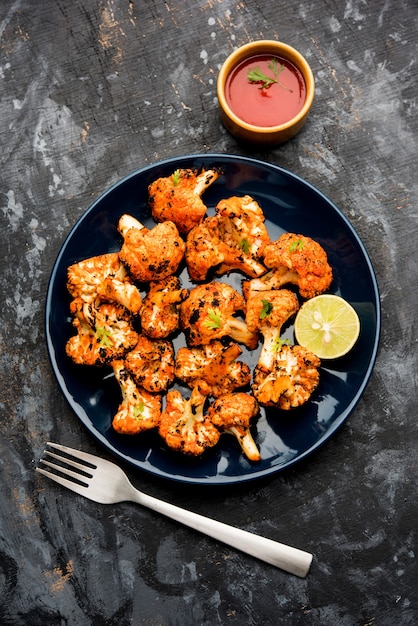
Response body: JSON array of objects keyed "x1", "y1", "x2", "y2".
[{"x1": 0, "y1": 0, "x2": 417, "y2": 624}]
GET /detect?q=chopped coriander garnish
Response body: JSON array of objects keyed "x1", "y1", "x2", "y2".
[
  {"x1": 247, "y1": 65, "x2": 280, "y2": 90},
  {"x1": 96, "y1": 326, "x2": 113, "y2": 347},
  {"x1": 247, "y1": 57, "x2": 292, "y2": 92},
  {"x1": 172, "y1": 169, "x2": 181, "y2": 186},
  {"x1": 289, "y1": 239, "x2": 304, "y2": 252},
  {"x1": 272, "y1": 337, "x2": 292, "y2": 352},
  {"x1": 259, "y1": 299, "x2": 273, "y2": 319},
  {"x1": 134, "y1": 402, "x2": 145, "y2": 419},
  {"x1": 238, "y1": 238, "x2": 251, "y2": 254},
  {"x1": 203, "y1": 308, "x2": 222, "y2": 330}
]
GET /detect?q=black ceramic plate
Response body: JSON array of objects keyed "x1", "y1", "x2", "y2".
[{"x1": 45, "y1": 154, "x2": 380, "y2": 485}]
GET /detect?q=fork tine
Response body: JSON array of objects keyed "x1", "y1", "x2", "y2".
[
  {"x1": 44, "y1": 451, "x2": 94, "y2": 475},
  {"x1": 46, "y1": 441, "x2": 99, "y2": 467},
  {"x1": 36, "y1": 467, "x2": 90, "y2": 497},
  {"x1": 38, "y1": 458, "x2": 90, "y2": 484}
]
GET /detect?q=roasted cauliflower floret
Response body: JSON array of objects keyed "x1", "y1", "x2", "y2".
[
  {"x1": 159, "y1": 387, "x2": 220, "y2": 456},
  {"x1": 118, "y1": 214, "x2": 185, "y2": 282},
  {"x1": 252, "y1": 344, "x2": 321, "y2": 410},
  {"x1": 140, "y1": 276, "x2": 189, "y2": 339},
  {"x1": 180, "y1": 282, "x2": 258, "y2": 349},
  {"x1": 124, "y1": 335, "x2": 175, "y2": 394},
  {"x1": 66, "y1": 298, "x2": 139, "y2": 366},
  {"x1": 243, "y1": 232, "x2": 332, "y2": 300},
  {"x1": 214, "y1": 195, "x2": 270, "y2": 275},
  {"x1": 208, "y1": 393, "x2": 261, "y2": 462},
  {"x1": 175, "y1": 340, "x2": 251, "y2": 398},
  {"x1": 148, "y1": 167, "x2": 220, "y2": 234},
  {"x1": 67, "y1": 253, "x2": 125, "y2": 301},
  {"x1": 245, "y1": 289, "x2": 300, "y2": 372},
  {"x1": 111, "y1": 360, "x2": 161, "y2": 435},
  {"x1": 97, "y1": 276, "x2": 142, "y2": 315},
  {"x1": 185, "y1": 216, "x2": 227, "y2": 282},
  {"x1": 185, "y1": 195, "x2": 269, "y2": 281},
  {"x1": 67, "y1": 252, "x2": 142, "y2": 314},
  {"x1": 246, "y1": 288, "x2": 320, "y2": 409}
]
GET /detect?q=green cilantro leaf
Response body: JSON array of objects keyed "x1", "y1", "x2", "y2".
[
  {"x1": 238, "y1": 238, "x2": 251, "y2": 254},
  {"x1": 259, "y1": 299, "x2": 273, "y2": 319},
  {"x1": 272, "y1": 337, "x2": 292, "y2": 352},
  {"x1": 247, "y1": 57, "x2": 291, "y2": 91},
  {"x1": 202, "y1": 308, "x2": 223, "y2": 330},
  {"x1": 268, "y1": 57, "x2": 285, "y2": 80},
  {"x1": 134, "y1": 402, "x2": 145, "y2": 419},
  {"x1": 96, "y1": 326, "x2": 113, "y2": 348},
  {"x1": 172, "y1": 169, "x2": 181, "y2": 186},
  {"x1": 289, "y1": 239, "x2": 304, "y2": 252},
  {"x1": 247, "y1": 66, "x2": 277, "y2": 90}
]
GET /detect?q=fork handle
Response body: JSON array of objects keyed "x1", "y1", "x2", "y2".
[{"x1": 133, "y1": 490, "x2": 312, "y2": 577}]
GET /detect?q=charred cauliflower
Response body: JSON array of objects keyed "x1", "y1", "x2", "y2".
[
  {"x1": 252, "y1": 344, "x2": 321, "y2": 410},
  {"x1": 124, "y1": 335, "x2": 175, "y2": 394},
  {"x1": 174, "y1": 340, "x2": 251, "y2": 398},
  {"x1": 148, "y1": 167, "x2": 219, "y2": 234},
  {"x1": 180, "y1": 282, "x2": 258, "y2": 349},
  {"x1": 118, "y1": 214, "x2": 185, "y2": 282},
  {"x1": 208, "y1": 392, "x2": 261, "y2": 462},
  {"x1": 185, "y1": 195, "x2": 269, "y2": 281},
  {"x1": 63, "y1": 174, "x2": 334, "y2": 461},
  {"x1": 67, "y1": 252, "x2": 142, "y2": 314},
  {"x1": 111, "y1": 360, "x2": 161, "y2": 435},
  {"x1": 140, "y1": 276, "x2": 188, "y2": 339},
  {"x1": 66, "y1": 298, "x2": 139, "y2": 367},
  {"x1": 245, "y1": 288, "x2": 320, "y2": 410},
  {"x1": 159, "y1": 386, "x2": 220, "y2": 456},
  {"x1": 245, "y1": 289, "x2": 299, "y2": 372},
  {"x1": 243, "y1": 232, "x2": 332, "y2": 300}
]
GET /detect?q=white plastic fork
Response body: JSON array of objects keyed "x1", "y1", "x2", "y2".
[{"x1": 36, "y1": 442, "x2": 313, "y2": 577}]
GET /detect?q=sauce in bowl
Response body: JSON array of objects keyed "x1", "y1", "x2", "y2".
[{"x1": 225, "y1": 54, "x2": 306, "y2": 128}]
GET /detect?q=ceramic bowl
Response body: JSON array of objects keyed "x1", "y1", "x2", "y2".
[{"x1": 217, "y1": 40, "x2": 314, "y2": 145}]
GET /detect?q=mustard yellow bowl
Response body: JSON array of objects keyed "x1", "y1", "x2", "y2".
[{"x1": 217, "y1": 40, "x2": 314, "y2": 145}]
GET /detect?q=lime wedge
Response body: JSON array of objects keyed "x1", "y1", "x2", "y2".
[{"x1": 294, "y1": 294, "x2": 360, "y2": 359}]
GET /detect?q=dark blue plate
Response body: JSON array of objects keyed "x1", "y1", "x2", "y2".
[{"x1": 45, "y1": 154, "x2": 380, "y2": 484}]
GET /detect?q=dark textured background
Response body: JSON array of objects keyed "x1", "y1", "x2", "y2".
[{"x1": 0, "y1": 1, "x2": 417, "y2": 624}]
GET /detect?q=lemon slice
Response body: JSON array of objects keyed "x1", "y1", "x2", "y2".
[{"x1": 294, "y1": 294, "x2": 360, "y2": 359}]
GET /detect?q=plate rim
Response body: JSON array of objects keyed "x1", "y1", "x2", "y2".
[{"x1": 45, "y1": 153, "x2": 381, "y2": 485}]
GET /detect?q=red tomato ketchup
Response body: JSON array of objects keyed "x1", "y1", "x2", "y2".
[{"x1": 225, "y1": 54, "x2": 306, "y2": 127}]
